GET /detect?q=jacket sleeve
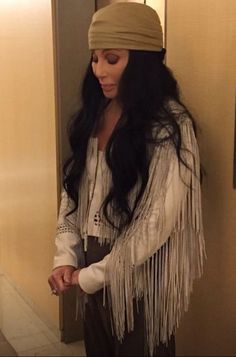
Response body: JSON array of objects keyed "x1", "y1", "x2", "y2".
[
  {"x1": 53, "y1": 191, "x2": 80, "y2": 269},
  {"x1": 79, "y1": 151, "x2": 187, "y2": 294}
]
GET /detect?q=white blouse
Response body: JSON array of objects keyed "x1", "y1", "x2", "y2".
[{"x1": 86, "y1": 141, "x2": 104, "y2": 238}]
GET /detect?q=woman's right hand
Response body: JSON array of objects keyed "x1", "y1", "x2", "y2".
[{"x1": 48, "y1": 265, "x2": 75, "y2": 296}]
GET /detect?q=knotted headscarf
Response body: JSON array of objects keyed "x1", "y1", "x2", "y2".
[{"x1": 88, "y1": 2, "x2": 163, "y2": 52}]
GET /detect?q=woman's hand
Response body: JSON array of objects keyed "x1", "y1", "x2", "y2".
[{"x1": 48, "y1": 265, "x2": 75, "y2": 295}]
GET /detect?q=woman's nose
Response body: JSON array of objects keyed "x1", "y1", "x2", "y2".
[{"x1": 93, "y1": 61, "x2": 107, "y2": 79}]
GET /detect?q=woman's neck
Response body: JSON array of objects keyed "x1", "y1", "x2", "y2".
[{"x1": 105, "y1": 99, "x2": 122, "y2": 118}]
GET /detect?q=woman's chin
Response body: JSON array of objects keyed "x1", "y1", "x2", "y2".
[{"x1": 102, "y1": 90, "x2": 117, "y2": 99}]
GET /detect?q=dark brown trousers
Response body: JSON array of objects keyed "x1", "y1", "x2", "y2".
[{"x1": 83, "y1": 237, "x2": 175, "y2": 357}]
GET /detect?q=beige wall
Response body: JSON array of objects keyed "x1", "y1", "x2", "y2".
[
  {"x1": 0, "y1": 1, "x2": 59, "y2": 328},
  {"x1": 166, "y1": 1, "x2": 236, "y2": 355}
]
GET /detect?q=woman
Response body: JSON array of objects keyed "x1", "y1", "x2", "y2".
[{"x1": 48, "y1": 3, "x2": 205, "y2": 356}]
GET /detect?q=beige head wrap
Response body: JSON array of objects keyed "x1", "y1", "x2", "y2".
[{"x1": 88, "y1": 2, "x2": 163, "y2": 52}]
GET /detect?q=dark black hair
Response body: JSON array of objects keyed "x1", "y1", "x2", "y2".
[{"x1": 63, "y1": 49, "x2": 196, "y2": 231}]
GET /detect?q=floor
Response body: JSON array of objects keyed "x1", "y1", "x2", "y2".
[
  {"x1": 0, "y1": 273, "x2": 86, "y2": 356},
  {"x1": 0, "y1": 330, "x2": 17, "y2": 356}
]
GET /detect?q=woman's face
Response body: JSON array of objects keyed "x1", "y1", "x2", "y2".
[{"x1": 91, "y1": 49, "x2": 129, "y2": 99}]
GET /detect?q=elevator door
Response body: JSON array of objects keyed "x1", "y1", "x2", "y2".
[{"x1": 52, "y1": 0, "x2": 95, "y2": 342}]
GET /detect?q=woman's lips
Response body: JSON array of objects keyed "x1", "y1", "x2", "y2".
[{"x1": 101, "y1": 84, "x2": 115, "y2": 92}]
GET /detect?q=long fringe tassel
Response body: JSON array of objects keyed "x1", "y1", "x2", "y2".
[{"x1": 104, "y1": 118, "x2": 206, "y2": 356}]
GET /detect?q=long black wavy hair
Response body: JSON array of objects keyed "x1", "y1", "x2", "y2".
[{"x1": 63, "y1": 49, "x2": 195, "y2": 231}]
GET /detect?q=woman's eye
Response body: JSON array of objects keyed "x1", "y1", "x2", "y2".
[{"x1": 106, "y1": 54, "x2": 119, "y2": 64}]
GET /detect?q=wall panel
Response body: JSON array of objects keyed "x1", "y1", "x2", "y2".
[
  {"x1": 0, "y1": 0, "x2": 59, "y2": 328},
  {"x1": 166, "y1": 1, "x2": 236, "y2": 355}
]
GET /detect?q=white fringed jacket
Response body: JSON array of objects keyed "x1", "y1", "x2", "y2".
[{"x1": 53, "y1": 101, "x2": 205, "y2": 355}]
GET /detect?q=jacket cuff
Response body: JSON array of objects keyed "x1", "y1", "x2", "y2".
[
  {"x1": 78, "y1": 255, "x2": 109, "y2": 294},
  {"x1": 53, "y1": 255, "x2": 77, "y2": 270}
]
